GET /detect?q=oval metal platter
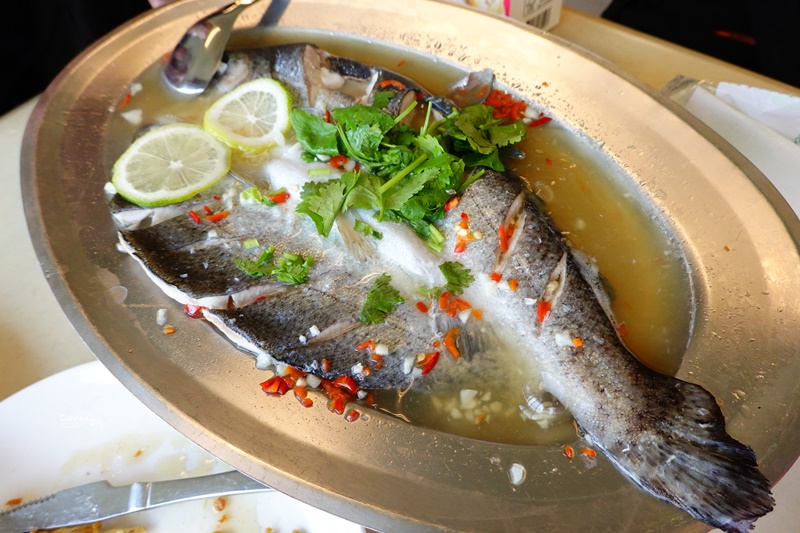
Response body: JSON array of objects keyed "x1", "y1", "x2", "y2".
[{"x1": 22, "y1": 0, "x2": 800, "y2": 531}]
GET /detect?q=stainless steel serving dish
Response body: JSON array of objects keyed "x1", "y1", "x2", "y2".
[{"x1": 22, "y1": 0, "x2": 800, "y2": 531}]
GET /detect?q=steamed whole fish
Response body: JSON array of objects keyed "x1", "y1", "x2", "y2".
[{"x1": 111, "y1": 43, "x2": 773, "y2": 532}]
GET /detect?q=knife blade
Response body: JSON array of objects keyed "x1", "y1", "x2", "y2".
[{"x1": 0, "y1": 470, "x2": 270, "y2": 532}]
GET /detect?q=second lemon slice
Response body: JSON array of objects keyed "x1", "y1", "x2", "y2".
[{"x1": 204, "y1": 78, "x2": 292, "y2": 152}]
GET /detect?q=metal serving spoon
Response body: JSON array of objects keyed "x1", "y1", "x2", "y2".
[{"x1": 163, "y1": 0, "x2": 265, "y2": 95}]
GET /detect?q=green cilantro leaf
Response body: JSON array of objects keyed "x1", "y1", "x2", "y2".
[
  {"x1": 354, "y1": 220, "x2": 382, "y2": 240},
  {"x1": 344, "y1": 172, "x2": 383, "y2": 212},
  {"x1": 372, "y1": 90, "x2": 395, "y2": 109},
  {"x1": 359, "y1": 273, "x2": 404, "y2": 324},
  {"x1": 439, "y1": 261, "x2": 474, "y2": 295},
  {"x1": 271, "y1": 253, "x2": 314, "y2": 285},
  {"x1": 418, "y1": 262, "x2": 473, "y2": 298},
  {"x1": 234, "y1": 246, "x2": 276, "y2": 277},
  {"x1": 290, "y1": 109, "x2": 339, "y2": 157},
  {"x1": 234, "y1": 246, "x2": 313, "y2": 285},
  {"x1": 331, "y1": 105, "x2": 396, "y2": 163},
  {"x1": 296, "y1": 173, "x2": 358, "y2": 237}
]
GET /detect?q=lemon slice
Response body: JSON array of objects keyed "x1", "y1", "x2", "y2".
[
  {"x1": 204, "y1": 78, "x2": 292, "y2": 152},
  {"x1": 111, "y1": 123, "x2": 231, "y2": 207}
]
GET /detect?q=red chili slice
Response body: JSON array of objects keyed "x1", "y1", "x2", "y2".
[
  {"x1": 293, "y1": 386, "x2": 313, "y2": 408},
  {"x1": 498, "y1": 224, "x2": 509, "y2": 252},
  {"x1": 206, "y1": 211, "x2": 230, "y2": 222},
  {"x1": 333, "y1": 375, "x2": 359, "y2": 395},
  {"x1": 537, "y1": 300, "x2": 552, "y2": 323},
  {"x1": 443, "y1": 328, "x2": 461, "y2": 359},
  {"x1": 378, "y1": 79, "x2": 406, "y2": 90},
  {"x1": 355, "y1": 340, "x2": 376, "y2": 352},
  {"x1": 260, "y1": 376, "x2": 289, "y2": 396},
  {"x1": 328, "y1": 395, "x2": 346, "y2": 415},
  {"x1": 329, "y1": 155, "x2": 348, "y2": 169},
  {"x1": 269, "y1": 192, "x2": 290, "y2": 204},
  {"x1": 183, "y1": 303, "x2": 205, "y2": 318},
  {"x1": 529, "y1": 116, "x2": 552, "y2": 128},
  {"x1": 418, "y1": 351, "x2": 440, "y2": 375},
  {"x1": 443, "y1": 196, "x2": 460, "y2": 212}
]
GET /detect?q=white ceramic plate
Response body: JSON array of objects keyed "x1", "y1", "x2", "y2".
[{"x1": 0, "y1": 361, "x2": 365, "y2": 533}]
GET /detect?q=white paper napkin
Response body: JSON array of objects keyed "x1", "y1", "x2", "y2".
[{"x1": 678, "y1": 82, "x2": 800, "y2": 217}]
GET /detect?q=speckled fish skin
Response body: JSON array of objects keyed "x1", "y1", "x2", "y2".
[
  {"x1": 121, "y1": 187, "x2": 453, "y2": 389},
  {"x1": 441, "y1": 170, "x2": 773, "y2": 533}
]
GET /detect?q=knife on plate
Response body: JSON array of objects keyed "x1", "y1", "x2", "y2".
[{"x1": 0, "y1": 470, "x2": 271, "y2": 532}]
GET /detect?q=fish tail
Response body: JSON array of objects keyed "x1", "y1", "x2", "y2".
[{"x1": 597, "y1": 379, "x2": 774, "y2": 533}]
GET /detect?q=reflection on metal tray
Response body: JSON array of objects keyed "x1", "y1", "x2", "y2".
[{"x1": 21, "y1": 0, "x2": 800, "y2": 531}]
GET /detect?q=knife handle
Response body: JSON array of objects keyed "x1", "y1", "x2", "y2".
[{"x1": 145, "y1": 470, "x2": 271, "y2": 508}]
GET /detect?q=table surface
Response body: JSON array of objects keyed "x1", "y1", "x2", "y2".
[{"x1": 2, "y1": 6, "x2": 798, "y2": 532}]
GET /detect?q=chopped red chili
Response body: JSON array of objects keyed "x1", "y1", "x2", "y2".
[
  {"x1": 416, "y1": 301, "x2": 429, "y2": 313},
  {"x1": 293, "y1": 385, "x2": 313, "y2": 407},
  {"x1": 203, "y1": 205, "x2": 212, "y2": 214},
  {"x1": 443, "y1": 328, "x2": 461, "y2": 359},
  {"x1": 418, "y1": 351, "x2": 440, "y2": 375},
  {"x1": 329, "y1": 155, "x2": 348, "y2": 169},
  {"x1": 333, "y1": 375, "x2": 359, "y2": 395},
  {"x1": 490, "y1": 272, "x2": 502, "y2": 283},
  {"x1": 321, "y1": 358, "x2": 331, "y2": 373},
  {"x1": 189, "y1": 210, "x2": 201, "y2": 224},
  {"x1": 484, "y1": 89, "x2": 527, "y2": 123},
  {"x1": 355, "y1": 340, "x2": 376, "y2": 352},
  {"x1": 269, "y1": 191, "x2": 290, "y2": 204},
  {"x1": 378, "y1": 79, "x2": 406, "y2": 91},
  {"x1": 537, "y1": 300, "x2": 552, "y2": 323},
  {"x1": 563, "y1": 445, "x2": 575, "y2": 460},
  {"x1": 183, "y1": 303, "x2": 205, "y2": 318},
  {"x1": 345, "y1": 409, "x2": 361, "y2": 422},
  {"x1": 328, "y1": 395, "x2": 346, "y2": 415},
  {"x1": 528, "y1": 116, "x2": 552, "y2": 128},
  {"x1": 117, "y1": 93, "x2": 132, "y2": 110},
  {"x1": 260, "y1": 376, "x2": 290, "y2": 396},
  {"x1": 443, "y1": 196, "x2": 460, "y2": 212},
  {"x1": 206, "y1": 211, "x2": 230, "y2": 222}
]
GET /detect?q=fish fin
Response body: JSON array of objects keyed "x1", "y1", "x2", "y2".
[
  {"x1": 597, "y1": 379, "x2": 773, "y2": 533},
  {"x1": 336, "y1": 214, "x2": 375, "y2": 262}
]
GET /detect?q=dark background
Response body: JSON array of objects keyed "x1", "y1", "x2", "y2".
[
  {"x1": 3, "y1": 1, "x2": 150, "y2": 116},
  {"x1": 603, "y1": 0, "x2": 800, "y2": 89},
  {"x1": 2, "y1": 0, "x2": 798, "y2": 116}
]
